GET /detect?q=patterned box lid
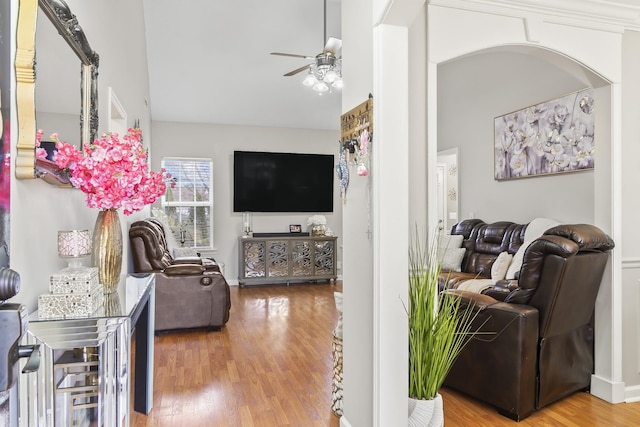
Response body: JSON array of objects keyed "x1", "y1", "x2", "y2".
[{"x1": 50, "y1": 267, "x2": 99, "y2": 294}]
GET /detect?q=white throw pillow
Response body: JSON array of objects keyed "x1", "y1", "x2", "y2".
[
  {"x1": 437, "y1": 234, "x2": 464, "y2": 261},
  {"x1": 491, "y1": 251, "x2": 513, "y2": 281},
  {"x1": 438, "y1": 234, "x2": 463, "y2": 250},
  {"x1": 505, "y1": 243, "x2": 528, "y2": 280},
  {"x1": 524, "y1": 218, "x2": 560, "y2": 242},
  {"x1": 506, "y1": 218, "x2": 561, "y2": 280},
  {"x1": 173, "y1": 247, "x2": 198, "y2": 258},
  {"x1": 441, "y1": 247, "x2": 466, "y2": 272}
]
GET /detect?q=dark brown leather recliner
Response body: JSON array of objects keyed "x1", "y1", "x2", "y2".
[
  {"x1": 129, "y1": 218, "x2": 231, "y2": 333},
  {"x1": 443, "y1": 223, "x2": 614, "y2": 421}
]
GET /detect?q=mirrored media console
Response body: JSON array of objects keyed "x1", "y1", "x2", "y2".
[{"x1": 238, "y1": 235, "x2": 338, "y2": 286}]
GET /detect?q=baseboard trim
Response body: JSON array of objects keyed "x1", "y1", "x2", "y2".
[
  {"x1": 624, "y1": 384, "x2": 640, "y2": 402},
  {"x1": 340, "y1": 416, "x2": 352, "y2": 427},
  {"x1": 590, "y1": 374, "x2": 626, "y2": 403}
]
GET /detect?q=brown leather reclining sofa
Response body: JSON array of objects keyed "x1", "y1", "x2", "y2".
[
  {"x1": 129, "y1": 218, "x2": 231, "y2": 333},
  {"x1": 439, "y1": 219, "x2": 614, "y2": 420}
]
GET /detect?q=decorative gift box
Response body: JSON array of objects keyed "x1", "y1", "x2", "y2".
[
  {"x1": 38, "y1": 284, "x2": 104, "y2": 320},
  {"x1": 49, "y1": 267, "x2": 99, "y2": 294},
  {"x1": 39, "y1": 267, "x2": 102, "y2": 319}
]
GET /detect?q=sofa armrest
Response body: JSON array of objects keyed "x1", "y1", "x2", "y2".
[
  {"x1": 482, "y1": 279, "x2": 519, "y2": 301},
  {"x1": 171, "y1": 256, "x2": 221, "y2": 272},
  {"x1": 172, "y1": 256, "x2": 203, "y2": 265},
  {"x1": 201, "y1": 258, "x2": 221, "y2": 273},
  {"x1": 443, "y1": 289, "x2": 497, "y2": 310},
  {"x1": 163, "y1": 263, "x2": 205, "y2": 276}
]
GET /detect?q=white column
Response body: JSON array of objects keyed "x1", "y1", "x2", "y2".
[{"x1": 372, "y1": 23, "x2": 409, "y2": 426}]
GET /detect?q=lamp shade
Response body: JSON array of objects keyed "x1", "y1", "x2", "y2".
[{"x1": 58, "y1": 230, "x2": 92, "y2": 258}]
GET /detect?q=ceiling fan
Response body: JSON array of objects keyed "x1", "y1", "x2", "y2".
[{"x1": 270, "y1": 0, "x2": 342, "y2": 93}]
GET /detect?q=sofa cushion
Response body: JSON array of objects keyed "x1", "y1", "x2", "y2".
[
  {"x1": 491, "y1": 251, "x2": 513, "y2": 281},
  {"x1": 505, "y1": 243, "x2": 527, "y2": 280},
  {"x1": 174, "y1": 247, "x2": 198, "y2": 258},
  {"x1": 439, "y1": 234, "x2": 464, "y2": 251},
  {"x1": 441, "y1": 247, "x2": 466, "y2": 272}
]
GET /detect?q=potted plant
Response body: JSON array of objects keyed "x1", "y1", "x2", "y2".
[{"x1": 407, "y1": 229, "x2": 480, "y2": 427}]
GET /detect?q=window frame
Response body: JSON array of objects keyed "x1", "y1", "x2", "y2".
[{"x1": 160, "y1": 157, "x2": 214, "y2": 250}]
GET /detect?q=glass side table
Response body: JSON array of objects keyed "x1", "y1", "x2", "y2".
[{"x1": 20, "y1": 274, "x2": 155, "y2": 427}]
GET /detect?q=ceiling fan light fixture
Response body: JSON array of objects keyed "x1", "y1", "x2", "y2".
[
  {"x1": 303, "y1": 71, "x2": 319, "y2": 87},
  {"x1": 313, "y1": 81, "x2": 329, "y2": 93},
  {"x1": 324, "y1": 69, "x2": 338, "y2": 83},
  {"x1": 273, "y1": 0, "x2": 342, "y2": 95}
]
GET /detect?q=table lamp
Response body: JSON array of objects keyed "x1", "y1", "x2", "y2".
[{"x1": 58, "y1": 230, "x2": 91, "y2": 270}]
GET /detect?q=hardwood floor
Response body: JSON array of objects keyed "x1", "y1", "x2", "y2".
[
  {"x1": 131, "y1": 282, "x2": 342, "y2": 427},
  {"x1": 131, "y1": 282, "x2": 640, "y2": 426}
]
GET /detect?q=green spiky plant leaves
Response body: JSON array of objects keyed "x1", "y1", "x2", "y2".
[{"x1": 408, "y1": 228, "x2": 481, "y2": 400}]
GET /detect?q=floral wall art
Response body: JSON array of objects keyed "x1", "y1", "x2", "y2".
[{"x1": 494, "y1": 88, "x2": 594, "y2": 180}]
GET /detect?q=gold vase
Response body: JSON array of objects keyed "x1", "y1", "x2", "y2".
[
  {"x1": 92, "y1": 209, "x2": 123, "y2": 294},
  {"x1": 103, "y1": 292, "x2": 122, "y2": 316}
]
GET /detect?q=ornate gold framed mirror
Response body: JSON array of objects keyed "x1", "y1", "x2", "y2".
[{"x1": 15, "y1": 0, "x2": 99, "y2": 181}]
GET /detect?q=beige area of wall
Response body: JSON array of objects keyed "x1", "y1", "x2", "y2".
[{"x1": 149, "y1": 121, "x2": 342, "y2": 285}]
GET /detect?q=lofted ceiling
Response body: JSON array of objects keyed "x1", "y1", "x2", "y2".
[{"x1": 142, "y1": 0, "x2": 342, "y2": 131}]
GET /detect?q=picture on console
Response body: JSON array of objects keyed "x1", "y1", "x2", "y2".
[{"x1": 494, "y1": 88, "x2": 594, "y2": 180}]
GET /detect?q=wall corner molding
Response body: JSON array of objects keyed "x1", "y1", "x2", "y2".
[{"x1": 430, "y1": 0, "x2": 640, "y2": 32}]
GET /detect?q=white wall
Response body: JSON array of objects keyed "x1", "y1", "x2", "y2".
[
  {"x1": 340, "y1": 0, "x2": 374, "y2": 425},
  {"x1": 148, "y1": 121, "x2": 342, "y2": 285},
  {"x1": 10, "y1": 0, "x2": 152, "y2": 311},
  {"x1": 438, "y1": 51, "x2": 597, "y2": 224},
  {"x1": 620, "y1": 30, "x2": 640, "y2": 395}
]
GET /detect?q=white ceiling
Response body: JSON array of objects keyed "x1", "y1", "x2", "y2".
[{"x1": 142, "y1": 0, "x2": 342, "y2": 131}]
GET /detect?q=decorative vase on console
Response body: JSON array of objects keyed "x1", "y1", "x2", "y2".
[
  {"x1": 52, "y1": 127, "x2": 173, "y2": 294},
  {"x1": 307, "y1": 214, "x2": 327, "y2": 236},
  {"x1": 92, "y1": 209, "x2": 122, "y2": 293}
]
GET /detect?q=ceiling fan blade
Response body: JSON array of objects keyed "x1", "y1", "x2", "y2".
[
  {"x1": 324, "y1": 37, "x2": 342, "y2": 55},
  {"x1": 284, "y1": 64, "x2": 311, "y2": 77},
  {"x1": 271, "y1": 52, "x2": 314, "y2": 60}
]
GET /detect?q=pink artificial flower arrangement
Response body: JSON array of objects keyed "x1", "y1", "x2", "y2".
[{"x1": 53, "y1": 128, "x2": 171, "y2": 215}]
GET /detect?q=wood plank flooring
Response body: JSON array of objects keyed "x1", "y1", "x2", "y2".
[
  {"x1": 131, "y1": 282, "x2": 640, "y2": 426},
  {"x1": 131, "y1": 282, "x2": 342, "y2": 427}
]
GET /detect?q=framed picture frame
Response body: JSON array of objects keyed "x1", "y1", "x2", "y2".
[
  {"x1": 494, "y1": 88, "x2": 595, "y2": 180},
  {"x1": 289, "y1": 224, "x2": 302, "y2": 233}
]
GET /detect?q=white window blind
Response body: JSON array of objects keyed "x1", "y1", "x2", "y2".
[{"x1": 160, "y1": 158, "x2": 213, "y2": 249}]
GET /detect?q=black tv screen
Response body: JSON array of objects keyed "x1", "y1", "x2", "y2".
[{"x1": 233, "y1": 150, "x2": 334, "y2": 213}]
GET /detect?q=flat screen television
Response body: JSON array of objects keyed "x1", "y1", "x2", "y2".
[{"x1": 233, "y1": 150, "x2": 334, "y2": 213}]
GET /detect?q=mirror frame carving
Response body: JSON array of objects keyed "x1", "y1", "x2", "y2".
[{"x1": 15, "y1": 0, "x2": 99, "y2": 180}]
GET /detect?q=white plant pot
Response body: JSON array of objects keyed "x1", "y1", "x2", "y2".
[{"x1": 408, "y1": 394, "x2": 444, "y2": 427}]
